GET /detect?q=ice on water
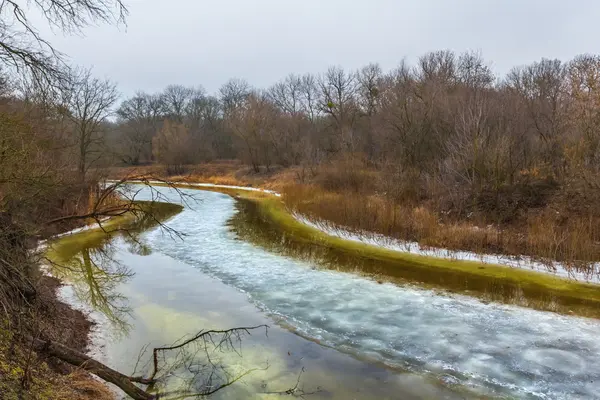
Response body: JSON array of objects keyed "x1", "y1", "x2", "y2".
[{"x1": 136, "y1": 186, "x2": 600, "y2": 400}]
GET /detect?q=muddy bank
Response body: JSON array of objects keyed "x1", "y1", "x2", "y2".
[
  {"x1": 7, "y1": 200, "x2": 185, "y2": 400},
  {"x1": 0, "y1": 275, "x2": 114, "y2": 400},
  {"x1": 37, "y1": 276, "x2": 93, "y2": 355}
]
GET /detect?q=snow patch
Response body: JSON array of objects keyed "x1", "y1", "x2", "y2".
[
  {"x1": 55, "y1": 285, "x2": 111, "y2": 364},
  {"x1": 107, "y1": 179, "x2": 282, "y2": 197},
  {"x1": 292, "y1": 213, "x2": 600, "y2": 284}
]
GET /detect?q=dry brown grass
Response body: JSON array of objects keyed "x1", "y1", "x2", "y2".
[
  {"x1": 283, "y1": 182, "x2": 600, "y2": 269},
  {"x1": 64, "y1": 370, "x2": 115, "y2": 400},
  {"x1": 111, "y1": 161, "x2": 293, "y2": 189},
  {"x1": 110, "y1": 161, "x2": 600, "y2": 270},
  {"x1": 526, "y1": 212, "x2": 600, "y2": 269},
  {"x1": 283, "y1": 183, "x2": 503, "y2": 253},
  {"x1": 0, "y1": 334, "x2": 115, "y2": 400}
]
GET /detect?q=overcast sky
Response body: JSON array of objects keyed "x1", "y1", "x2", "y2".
[{"x1": 34, "y1": 0, "x2": 600, "y2": 98}]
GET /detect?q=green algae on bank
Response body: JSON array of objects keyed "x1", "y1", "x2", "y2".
[
  {"x1": 46, "y1": 200, "x2": 183, "y2": 262},
  {"x1": 229, "y1": 194, "x2": 600, "y2": 319}
]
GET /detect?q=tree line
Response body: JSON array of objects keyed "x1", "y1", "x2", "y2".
[{"x1": 109, "y1": 52, "x2": 600, "y2": 224}]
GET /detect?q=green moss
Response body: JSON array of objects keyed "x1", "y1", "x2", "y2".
[{"x1": 46, "y1": 201, "x2": 183, "y2": 263}]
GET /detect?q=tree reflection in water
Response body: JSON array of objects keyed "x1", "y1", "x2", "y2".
[
  {"x1": 46, "y1": 237, "x2": 292, "y2": 399},
  {"x1": 131, "y1": 325, "x2": 273, "y2": 399},
  {"x1": 69, "y1": 243, "x2": 133, "y2": 334},
  {"x1": 44, "y1": 199, "x2": 312, "y2": 399},
  {"x1": 46, "y1": 200, "x2": 184, "y2": 336}
]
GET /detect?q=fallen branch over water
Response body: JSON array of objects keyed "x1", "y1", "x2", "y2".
[
  {"x1": 29, "y1": 325, "x2": 269, "y2": 400},
  {"x1": 31, "y1": 336, "x2": 154, "y2": 400}
]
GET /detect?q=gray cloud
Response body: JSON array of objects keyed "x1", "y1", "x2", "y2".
[{"x1": 33, "y1": 0, "x2": 600, "y2": 97}]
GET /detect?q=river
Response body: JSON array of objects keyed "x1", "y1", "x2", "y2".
[{"x1": 52, "y1": 185, "x2": 600, "y2": 400}]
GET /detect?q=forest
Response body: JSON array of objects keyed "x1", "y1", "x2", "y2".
[{"x1": 107, "y1": 51, "x2": 600, "y2": 269}]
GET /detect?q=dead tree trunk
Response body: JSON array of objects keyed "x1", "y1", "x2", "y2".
[
  {"x1": 27, "y1": 325, "x2": 268, "y2": 399},
  {"x1": 31, "y1": 337, "x2": 155, "y2": 400}
]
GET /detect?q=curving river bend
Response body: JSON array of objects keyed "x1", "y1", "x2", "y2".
[{"x1": 56, "y1": 185, "x2": 600, "y2": 399}]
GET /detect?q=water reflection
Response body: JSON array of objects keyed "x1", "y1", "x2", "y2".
[
  {"x1": 46, "y1": 201, "x2": 183, "y2": 334},
  {"x1": 70, "y1": 245, "x2": 132, "y2": 333},
  {"x1": 135, "y1": 325, "x2": 273, "y2": 399}
]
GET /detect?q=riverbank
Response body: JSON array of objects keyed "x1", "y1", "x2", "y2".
[
  {"x1": 0, "y1": 200, "x2": 184, "y2": 400},
  {"x1": 113, "y1": 179, "x2": 600, "y2": 318},
  {"x1": 0, "y1": 275, "x2": 114, "y2": 400},
  {"x1": 231, "y1": 192, "x2": 600, "y2": 318},
  {"x1": 0, "y1": 208, "x2": 120, "y2": 400},
  {"x1": 110, "y1": 162, "x2": 600, "y2": 277}
]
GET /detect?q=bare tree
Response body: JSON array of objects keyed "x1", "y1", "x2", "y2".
[
  {"x1": 152, "y1": 120, "x2": 194, "y2": 174},
  {"x1": 299, "y1": 73, "x2": 320, "y2": 123},
  {"x1": 268, "y1": 74, "x2": 303, "y2": 115},
  {"x1": 61, "y1": 67, "x2": 119, "y2": 179},
  {"x1": 267, "y1": 75, "x2": 311, "y2": 166},
  {"x1": 318, "y1": 66, "x2": 358, "y2": 152},
  {"x1": 568, "y1": 54, "x2": 600, "y2": 165},
  {"x1": 457, "y1": 50, "x2": 494, "y2": 90},
  {"x1": 116, "y1": 92, "x2": 166, "y2": 165},
  {"x1": 219, "y1": 78, "x2": 251, "y2": 116},
  {"x1": 506, "y1": 58, "x2": 568, "y2": 166},
  {"x1": 227, "y1": 92, "x2": 277, "y2": 172},
  {"x1": 357, "y1": 63, "x2": 382, "y2": 116},
  {"x1": 189, "y1": 94, "x2": 229, "y2": 159},
  {"x1": 446, "y1": 89, "x2": 493, "y2": 195},
  {"x1": 0, "y1": 0, "x2": 127, "y2": 82},
  {"x1": 417, "y1": 50, "x2": 457, "y2": 84},
  {"x1": 357, "y1": 63, "x2": 383, "y2": 157},
  {"x1": 161, "y1": 84, "x2": 197, "y2": 122},
  {"x1": 379, "y1": 61, "x2": 437, "y2": 168}
]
